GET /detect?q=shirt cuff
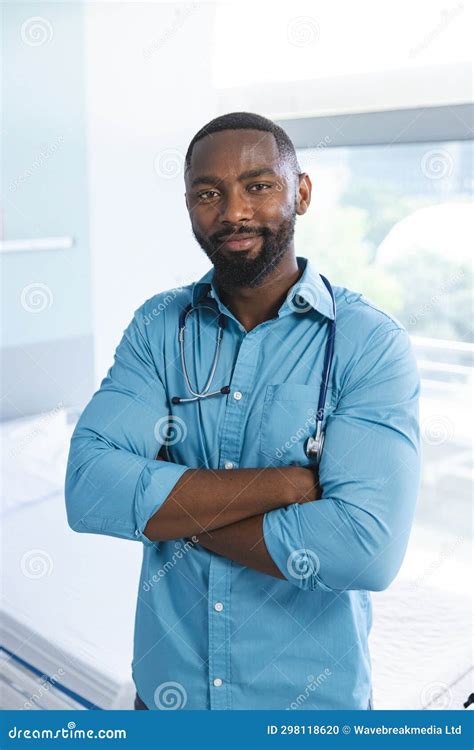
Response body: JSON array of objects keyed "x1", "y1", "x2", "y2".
[
  {"x1": 263, "y1": 503, "x2": 333, "y2": 592},
  {"x1": 134, "y1": 460, "x2": 190, "y2": 545}
]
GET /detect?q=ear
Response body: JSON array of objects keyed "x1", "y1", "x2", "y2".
[{"x1": 296, "y1": 173, "x2": 312, "y2": 216}]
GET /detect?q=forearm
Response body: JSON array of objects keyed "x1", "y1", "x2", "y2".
[
  {"x1": 196, "y1": 478, "x2": 324, "y2": 578},
  {"x1": 144, "y1": 465, "x2": 319, "y2": 542},
  {"x1": 196, "y1": 513, "x2": 284, "y2": 579}
]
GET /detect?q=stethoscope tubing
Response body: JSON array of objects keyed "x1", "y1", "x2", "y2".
[{"x1": 171, "y1": 274, "x2": 336, "y2": 464}]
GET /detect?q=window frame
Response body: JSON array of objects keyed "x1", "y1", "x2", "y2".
[{"x1": 276, "y1": 103, "x2": 473, "y2": 149}]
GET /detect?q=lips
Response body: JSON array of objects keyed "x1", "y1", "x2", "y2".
[{"x1": 219, "y1": 233, "x2": 262, "y2": 251}]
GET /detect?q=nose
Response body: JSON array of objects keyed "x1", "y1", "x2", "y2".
[{"x1": 219, "y1": 187, "x2": 254, "y2": 226}]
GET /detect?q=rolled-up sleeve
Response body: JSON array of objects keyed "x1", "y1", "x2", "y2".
[
  {"x1": 263, "y1": 324, "x2": 421, "y2": 592},
  {"x1": 65, "y1": 306, "x2": 189, "y2": 544}
]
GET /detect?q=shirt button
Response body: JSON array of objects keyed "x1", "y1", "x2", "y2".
[
  {"x1": 224, "y1": 461, "x2": 234, "y2": 470},
  {"x1": 214, "y1": 602, "x2": 224, "y2": 612},
  {"x1": 233, "y1": 391, "x2": 242, "y2": 400},
  {"x1": 213, "y1": 678, "x2": 223, "y2": 687}
]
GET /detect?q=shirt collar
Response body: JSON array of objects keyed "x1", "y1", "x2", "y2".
[{"x1": 191, "y1": 256, "x2": 335, "y2": 321}]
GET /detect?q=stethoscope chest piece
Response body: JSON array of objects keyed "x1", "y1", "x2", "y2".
[{"x1": 305, "y1": 421, "x2": 325, "y2": 464}]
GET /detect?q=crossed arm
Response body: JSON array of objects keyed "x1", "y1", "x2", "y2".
[
  {"x1": 66, "y1": 305, "x2": 420, "y2": 592},
  {"x1": 144, "y1": 457, "x2": 322, "y2": 579},
  {"x1": 195, "y1": 513, "x2": 284, "y2": 578}
]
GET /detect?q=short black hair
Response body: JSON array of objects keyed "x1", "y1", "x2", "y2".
[{"x1": 185, "y1": 111, "x2": 301, "y2": 175}]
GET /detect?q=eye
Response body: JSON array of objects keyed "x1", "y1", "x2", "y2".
[
  {"x1": 249, "y1": 183, "x2": 272, "y2": 192},
  {"x1": 198, "y1": 190, "x2": 220, "y2": 201}
]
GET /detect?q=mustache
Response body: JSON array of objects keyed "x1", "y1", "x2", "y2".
[{"x1": 210, "y1": 227, "x2": 268, "y2": 244}]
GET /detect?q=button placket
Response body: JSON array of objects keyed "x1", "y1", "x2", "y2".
[
  {"x1": 208, "y1": 330, "x2": 262, "y2": 710},
  {"x1": 208, "y1": 555, "x2": 230, "y2": 709},
  {"x1": 217, "y1": 330, "x2": 260, "y2": 469}
]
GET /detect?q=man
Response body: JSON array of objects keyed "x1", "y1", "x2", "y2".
[{"x1": 65, "y1": 112, "x2": 421, "y2": 711}]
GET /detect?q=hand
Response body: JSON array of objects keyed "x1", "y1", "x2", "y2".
[{"x1": 289, "y1": 465, "x2": 323, "y2": 504}]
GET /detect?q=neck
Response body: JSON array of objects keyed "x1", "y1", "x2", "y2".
[{"x1": 214, "y1": 251, "x2": 302, "y2": 332}]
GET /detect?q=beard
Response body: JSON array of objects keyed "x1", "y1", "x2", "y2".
[{"x1": 192, "y1": 211, "x2": 297, "y2": 289}]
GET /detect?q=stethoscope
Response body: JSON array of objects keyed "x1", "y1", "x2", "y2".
[{"x1": 171, "y1": 274, "x2": 336, "y2": 465}]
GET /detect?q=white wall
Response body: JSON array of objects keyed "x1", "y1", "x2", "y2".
[
  {"x1": 1, "y1": 2, "x2": 94, "y2": 419},
  {"x1": 84, "y1": 2, "x2": 218, "y2": 385}
]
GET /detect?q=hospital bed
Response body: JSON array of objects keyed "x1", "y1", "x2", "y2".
[
  {"x1": 0, "y1": 409, "x2": 142, "y2": 710},
  {"x1": 1, "y1": 408, "x2": 471, "y2": 710}
]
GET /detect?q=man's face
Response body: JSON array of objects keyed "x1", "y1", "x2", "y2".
[{"x1": 184, "y1": 129, "x2": 310, "y2": 289}]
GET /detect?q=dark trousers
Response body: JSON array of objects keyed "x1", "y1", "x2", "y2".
[
  {"x1": 134, "y1": 692, "x2": 374, "y2": 710},
  {"x1": 134, "y1": 693, "x2": 149, "y2": 710}
]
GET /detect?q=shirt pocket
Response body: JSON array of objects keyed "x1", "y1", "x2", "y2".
[{"x1": 258, "y1": 382, "x2": 336, "y2": 466}]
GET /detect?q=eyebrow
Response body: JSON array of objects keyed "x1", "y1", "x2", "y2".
[{"x1": 190, "y1": 167, "x2": 278, "y2": 188}]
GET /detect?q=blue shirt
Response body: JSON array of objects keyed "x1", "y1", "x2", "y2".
[{"x1": 65, "y1": 256, "x2": 421, "y2": 710}]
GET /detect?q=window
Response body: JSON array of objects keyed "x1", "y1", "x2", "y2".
[{"x1": 295, "y1": 127, "x2": 473, "y2": 709}]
